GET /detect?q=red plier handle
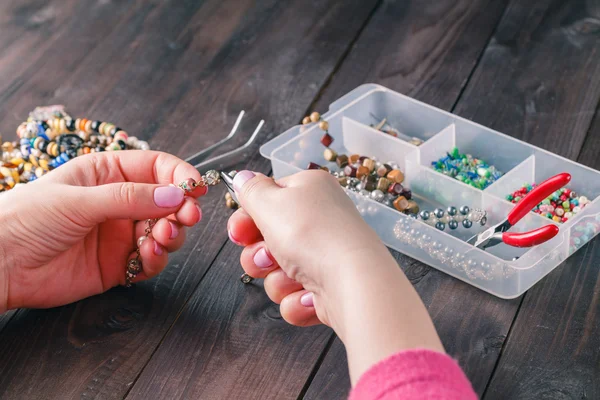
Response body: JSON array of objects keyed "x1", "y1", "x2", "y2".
[
  {"x1": 503, "y1": 225, "x2": 559, "y2": 247},
  {"x1": 507, "y1": 173, "x2": 571, "y2": 226}
]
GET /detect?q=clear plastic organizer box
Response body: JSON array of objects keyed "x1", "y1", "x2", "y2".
[{"x1": 260, "y1": 84, "x2": 600, "y2": 298}]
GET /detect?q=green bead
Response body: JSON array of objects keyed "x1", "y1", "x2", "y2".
[
  {"x1": 542, "y1": 199, "x2": 551, "y2": 205},
  {"x1": 562, "y1": 201, "x2": 570, "y2": 209},
  {"x1": 451, "y1": 147, "x2": 460, "y2": 159},
  {"x1": 514, "y1": 196, "x2": 521, "y2": 202},
  {"x1": 477, "y1": 167, "x2": 490, "y2": 178},
  {"x1": 506, "y1": 195, "x2": 513, "y2": 201}
]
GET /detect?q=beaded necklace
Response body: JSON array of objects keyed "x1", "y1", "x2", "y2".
[{"x1": 0, "y1": 105, "x2": 150, "y2": 192}]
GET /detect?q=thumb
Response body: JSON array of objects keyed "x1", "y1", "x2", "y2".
[
  {"x1": 74, "y1": 183, "x2": 185, "y2": 222},
  {"x1": 232, "y1": 170, "x2": 279, "y2": 220}
]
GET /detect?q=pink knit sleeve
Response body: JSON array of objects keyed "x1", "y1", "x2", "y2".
[{"x1": 348, "y1": 349, "x2": 478, "y2": 400}]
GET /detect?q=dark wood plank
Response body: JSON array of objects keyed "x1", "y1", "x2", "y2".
[
  {"x1": 307, "y1": 0, "x2": 600, "y2": 398},
  {"x1": 482, "y1": 2, "x2": 600, "y2": 397},
  {"x1": 0, "y1": 1, "x2": 379, "y2": 399}
]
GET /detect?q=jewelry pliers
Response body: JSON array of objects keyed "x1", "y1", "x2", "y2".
[{"x1": 467, "y1": 173, "x2": 571, "y2": 250}]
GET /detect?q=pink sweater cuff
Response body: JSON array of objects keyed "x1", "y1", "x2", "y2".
[{"x1": 349, "y1": 349, "x2": 477, "y2": 400}]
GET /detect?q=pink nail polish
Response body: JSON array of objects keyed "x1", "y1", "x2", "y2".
[
  {"x1": 196, "y1": 204, "x2": 203, "y2": 223},
  {"x1": 154, "y1": 241, "x2": 164, "y2": 256},
  {"x1": 300, "y1": 292, "x2": 314, "y2": 307},
  {"x1": 253, "y1": 248, "x2": 273, "y2": 269},
  {"x1": 154, "y1": 186, "x2": 184, "y2": 208},
  {"x1": 169, "y1": 222, "x2": 179, "y2": 239},
  {"x1": 228, "y1": 230, "x2": 242, "y2": 246},
  {"x1": 233, "y1": 170, "x2": 256, "y2": 193}
]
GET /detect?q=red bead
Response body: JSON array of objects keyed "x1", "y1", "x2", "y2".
[
  {"x1": 344, "y1": 165, "x2": 357, "y2": 177},
  {"x1": 307, "y1": 162, "x2": 321, "y2": 170},
  {"x1": 320, "y1": 133, "x2": 334, "y2": 147},
  {"x1": 562, "y1": 217, "x2": 568, "y2": 223},
  {"x1": 570, "y1": 203, "x2": 575, "y2": 209},
  {"x1": 560, "y1": 195, "x2": 567, "y2": 201},
  {"x1": 388, "y1": 183, "x2": 404, "y2": 195}
]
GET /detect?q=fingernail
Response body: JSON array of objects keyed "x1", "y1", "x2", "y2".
[
  {"x1": 154, "y1": 241, "x2": 164, "y2": 256},
  {"x1": 233, "y1": 170, "x2": 256, "y2": 193},
  {"x1": 196, "y1": 204, "x2": 203, "y2": 223},
  {"x1": 154, "y1": 186, "x2": 184, "y2": 208},
  {"x1": 253, "y1": 248, "x2": 273, "y2": 269},
  {"x1": 169, "y1": 222, "x2": 179, "y2": 239},
  {"x1": 228, "y1": 229, "x2": 242, "y2": 246},
  {"x1": 300, "y1": 292, "x2": 314, "y2": 307}
]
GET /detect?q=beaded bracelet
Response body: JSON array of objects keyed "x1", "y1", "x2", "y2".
[
  {"x1": 0, "y1": 105, "x2": 150, "y2": 192},
  {"x1": 126, "y1": 170, "x2": 223, "y2": 285}
]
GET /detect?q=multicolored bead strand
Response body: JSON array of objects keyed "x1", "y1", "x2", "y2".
[
  {"x1": 432, "y1": 147, "x2": 503, "y2": 190},
  {"x1": 0, "y1": 105, "x2": 150, "y2": 193},
  {"x1": 506, "y1": 184, "x2": 590, "y2": 223}
]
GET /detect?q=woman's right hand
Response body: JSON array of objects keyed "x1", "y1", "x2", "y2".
[
  {"x1": 228, "y1": 169, "x2": 386, "y2": 330},
  {"x1": 227, "y1": 170, "x2": 445, "y2": 384}
]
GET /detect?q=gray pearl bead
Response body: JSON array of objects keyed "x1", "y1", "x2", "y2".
[
  {"x1": 447, "y1": 206, "x2": 457, "y2": 216},
  {"x1": 462, "y1": 219, "x2": 473, "y2": 228},
  {"x1": 459, "y1": 205, "x2": 470, "y2": 215},
  {"x1": 435, "y1": 222, "x2": 446, "y2": 231},
  {"x1": 384, "y1": 198, "x2": 393, "y2": 207},
  {"x1": 419, "y1": 210, "x2": 430, "y2": 220},
  {"x1": 448, "y1": 220, "x2": 459, "y2": 230},
  {"x1": 370, "y1": 189, "x2": 385, "y2": 202},
  {"x1": 356, "y1": 182, "x2": 364, "y2": 191},
  {"x1": 409, "y1": 213, "x2": 418, "y2": 219},
  {"x1": 433, "y1": 208, "x2": 445, "y2": 218}
]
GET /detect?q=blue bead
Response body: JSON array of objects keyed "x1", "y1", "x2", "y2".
[
  {"x1": 20, "y1": 138, "x2": 30, "y2": 145},
  {"x1": 39, "y1": 131, "x2": 49, "y2": 141}
]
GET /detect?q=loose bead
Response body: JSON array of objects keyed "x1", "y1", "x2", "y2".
[
  {"x1": 324, "y1": 148, "x2": 337, "y2": 162},
  {"x1": 349, "y1": 154, "x2": 360, "y2": 164},
  {"x1": 362, "y1": 158, "x2": 376, "y2": 172},
  {"x1": 377, "y1": 164, "x2": 392, "y2": 177},
  {"x1": 310, "y1": 112, "x2": 320, "y2": 123},
  {"x1": 370, "y1": 189, "x2": 385, "y2": 202},
  {"x1": 393, "y1": 196, "x2": 409, "y2": 211},
  {"x1": 386, "y1": 169, "x2": 404, "y2": 184},
  {"x1": 376, "y1": 177, "x2": 391, "y2": 192},
  {"x1": 336, "y1": 154, "x2": 348, "y2": 168},
  {"x1": 405, "y1": 200, "x2": 419, "y2": 214},
  {"x1": 344, "y1": 165, "x2": 357, "y2": 177},
  {"x1": 388, "y1": 182, "x2": 403, "y2": 195},
  {"x1": 356, "y1": 165, "x2": 369, "y2": 179}
]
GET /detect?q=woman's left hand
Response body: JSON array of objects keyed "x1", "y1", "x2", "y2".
[{"x1": 0, "y1": 151, "x2": 206, "y2": 312}]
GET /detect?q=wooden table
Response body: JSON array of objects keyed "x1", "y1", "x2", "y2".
[{"x1": 0, "y1": 1, "x2": 599, "y2": 398}]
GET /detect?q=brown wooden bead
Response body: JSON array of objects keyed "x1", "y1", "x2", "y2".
[
  {"x1": 310, "y1": 112, "x2": 321, "y2": 123},
  {"x1": 387, "y1": 169, "x2": 404, "y2": 183},
  {"x1": 320, "y1": 166, "x2": 330, "y2": 173},
  {"x1": 362, "y1": 158, "x2": 376, "y2": 172},
  {"x1": 356, "y1": 165, "x2": 369, "y2": 179},
  {"x1": 349, "y1": 154, "x2": 360, "y2": 164},
  {"x1": 364, "y1": 181, "x2": 376, "y2": 191},
  {"x1": 393, "y1": 196, "x2": 409, "y2": 211},
  {"x1": 336, "y1": 154, "x2": 349, "y2": 168},
  {"x1": 377, "y1": 164, "x2": 392, "y2": 177},
  {"x1": 320, "y1": 133, "x2": 334, "y2": 147},
  {"x1": 377, "y1": 177, "x2": 391, "y2": 192},
  {"x1": 302, "y1": 116, "x2": 311, "y2": 125},
  {"x1": 324, "y1": 148, "x2": 337, "y2": 162},
  {"x1": 406, "y1": 200, "x2": 419, "y2": 214},
  {"x1": 338, "y1": 177, "x2": 348, "y2": 187}
]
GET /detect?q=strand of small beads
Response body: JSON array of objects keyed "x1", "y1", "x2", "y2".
[
  {"x1": 126, "y1": 170, "x2": 223, "y2": 285},
  {"x1": 506, "y1": 183, "x2": 590, "y2": 223},
  {"x1": 0, "y1": 105, "x2": 150, "y2": 192},
  {"x1": 432, "y1": 147, "x2": 503, "y2": 190}
]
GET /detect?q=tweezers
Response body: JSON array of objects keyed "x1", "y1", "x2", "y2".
[{"x1": 184, "y1": 110, "x2": 264, "y2": 203}]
